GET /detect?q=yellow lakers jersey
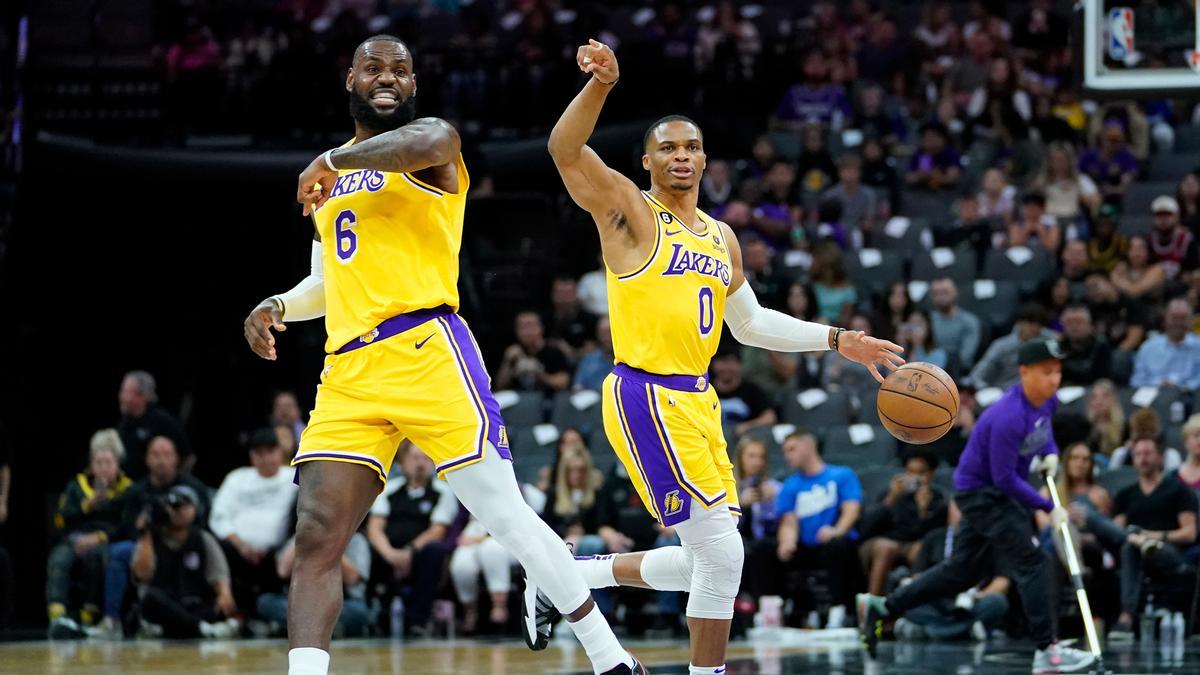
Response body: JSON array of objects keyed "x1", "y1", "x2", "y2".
[
  {"x1": 606, "y1": 192, "x2": 731, "y2": 376},
  {"x1": 312, "y1": 147, "x2": 469, "y2": 352}
]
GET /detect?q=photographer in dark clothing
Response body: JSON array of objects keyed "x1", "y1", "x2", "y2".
[{"x1": 132, "y1": 485, "x2": 238, "y2": 638}]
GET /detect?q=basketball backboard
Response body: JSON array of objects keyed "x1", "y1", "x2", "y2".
[{"x1": 1078, "y1": 0, "x2": 1200, "y2": 96}]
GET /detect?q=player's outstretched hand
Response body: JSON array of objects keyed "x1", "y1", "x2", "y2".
[
  {"x1": 298, "y1": 153, "x2": 338, "y2": 216},
  {"x1": 576, "y1": 38, "x2": 619, "y2": 85},
  {"x1": 836, "y1": 331, "x2": 905, "y2": 384},
  {"x1": 244, "y1": 299, "x2": 286, "y2": 361}
]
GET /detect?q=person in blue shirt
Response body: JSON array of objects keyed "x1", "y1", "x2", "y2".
[
  {"x1": 755, "y1": 431, "x2": 862, "y2": 628},
  {"x1": 1130, "y1": 297, "x2": 1200, "y2": 391},
  {"x1": 858, "y1": 337, "x2": 1095, "y2": 674}
]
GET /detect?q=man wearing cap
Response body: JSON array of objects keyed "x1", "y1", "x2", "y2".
[
  {"x1": 131, "y1": 484, "x2": 239, "y2": 639},
  {"x1": 859, "y1": 337, "x2": 1095, "y2": 673},
  {"x1": 1149, "y1": 195, "x2": 1199, "y2": 281}
]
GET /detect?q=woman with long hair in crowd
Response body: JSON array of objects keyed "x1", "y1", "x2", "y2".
[
  {"x1": 1110, "y1": 234, "x2": 1166, "y2": 302},
  {"x1": 1176, "y1": 172, "x2": 1200, "y2": 233},
  {"x1": 896, "y1": 308, "x2": 948, "y2": 370},
  {"x1": 872, "y1": 282, "x2": 914, "y2": 345},
  {"x1": 1172, "y1": 414, "x2": 1200, "y2": 490},
  {"x1": 733, "y1": 436, "x2": 781, "y2": 544},
  {"x1": 1085, "y1": 379, "x2": 1125, "y2": 460},
  {"x1": 1030, "y1": 141, "x2": 1101, "y2": 221},
  {"x1": 544, "y1": 447, "x2": 609, "y2": 557},
  {"x1": 810, "y1": 242, "x2": 858, "y2": 324}
]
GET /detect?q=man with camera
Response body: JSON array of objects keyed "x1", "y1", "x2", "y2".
[{"x1": 132, "y1": 484, "x2": 239, "y2": 638}]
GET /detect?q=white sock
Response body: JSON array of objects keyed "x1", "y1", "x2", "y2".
[
  {"x1": 576, "y1": 553, "x2": 618, "y2": 588},
  {"x1": 570, "y1": 606, "x2": 633, "y2": 674},
  {"x1": 288, "y1": 647, "x2": 330, "y2": 675},
  {"x1": 689, "y1": 665, "x2": 726, "y2": 674},
  {"x1": 639, "y1": 545, "x2": 692, "y2": 592}
]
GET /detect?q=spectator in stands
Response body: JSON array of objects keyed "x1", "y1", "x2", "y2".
[
  {"x1": 1059, "y1": 305, "x2": 1112, "y2": 387},
  {"x1": 699, "y1": 159, "x2": 735, "y2": 211},
  {"x1": 1078, "y1": 122, "x2": 1138, "y2": 206},
  {"x1": 945, "y1": 31, "x2": 994, "y2": 108},
  {"x1": 1148, "y1": 196, "x2": 1199, "y2": 282},
  {"x1": 772, "y1": 50, "x2": 852, "y2": 130},
  {"x1": 495, "y1": 311, "x2": 571, "y2": 394},
  {"x1": 938, "y1": 193, "x2": 991, "y2": 261},
  {"x1": 117, "y1": 371, "x2": 188, "y2": 479},
  {"x1": 1034, "y1": 442, "x2": 1112, "y2": 584},
  {"x1": 1086, "y1": 380, "x2": 1126, "y2": 459},
  {"x1": 1176, "y1": 173, "x2": 1200, "y2": 233},
  {"x1": 1086, "y1": 273, "x2": 1150, "y2": 356},
  {"x1": 891, "y1": 502, "x2": 1012, "y2": 642},
  {"x1": 1174, "y1": 414, "x2": 1200, "y2": 490},
  {"x1": 711, "y1": 351, "x2": 777, "y2": 437},
  {"x1": 771, "y1": 431, "x2": 862, "y2": 627},
  {"x1": 1032, "y1": 142, "x2": 1101, "y2": 222},
  {"x1": 545, "y1": 448, "x2": 631, "y2": 556},
  {"x1": 738, "y1": 135, "x2": 777, "y2": 182},
  {"x1": 1086, "y1": 205, "x2": 1130, "y2": 275},
  {"x1": 850, "y1": 84, "x2": 906, "y2": 149},
  {"x1": 860, "y1": 137, "x2": 900, "y2": 216},
  {"x1": 929, "y1": 277, "x2": 982, "y2": 375},
  {"x1": 537, "y1": 428, "x2": 588, "y2": 495},
  {"x1": 257, "y1": 528, "x2": 370, "y2": 638},
  {"x1": 1011, "y1": 192, "x2": 1062, "y2": 254},
  {"x1": 914, "y1": 1, "x2": 960, "y2": 62},
  {"x1": 859, "y1": 449, "x2": 947, "y2": 596},
  {"x1": 366, "y1": 441, "x2": 457, "y2": 636},
  {"x1": 907, "y1": 122, "x2": 961, "y2": 191},
  {"x1": 270, "y1": 391, "x2": 305, "y2": 453},
  {"x1": 132, "y1": 485, "x2": 238, "y2": 639},
  {"x1": 810, "y1": 243, "x2": 858, "y2": 323},
  {"x1": 694, "y1": 0, "x2": 761, "y2": 87},
  {"x1": 872, "y1": 282, "x2": 914, "y2": 345},
  {"x1": 46, "y1": 430, "x2": 133, "y2": 638},
  {"x1": 1110, "y1": 235, "x2": 1166, "y2": 302},
  {"x1": 1105, "y1": 437, "x2": 1198, "y2": 640},
  {"x1": 897, "y1": 309, "x2": 948, "y2": 371},
  {"x1": 977, "y1": 168, "x2": 1016, "y2": 227},
  {"x1": 796, "y1": 125, "x2": 840, "y2": 203},
  {"x1": 1110, "y1": 408, "x2": 1184, "y2": 471},
  {"x1": 573, "y1": 317, "x2": 613, "y2": 392},
  {"x1": 856, "y1": 15, "x2": 909, "y2": 89},
  {"x1": 1060, "y1": 240, "x2": 1090, "y2": 284},
  {"x1": 734, "y1": 436, "x2": 781, "y2": 544},
  {"x1": 1131, "y1": 297, "x2": 1200, "y2": 391},
  {"x1": 1012, "y1": 0, "x2": 1069, "y2": 51},
  {"x1": 740, "y1": 233, "x2": 791, "y2": 309},
  {"x1": 822, "y1": 154, "x2": 879, "y2": 233},
  {"x1": 545, "y1": 275, "x2": 597, "y2": 360},
  {"x1": 750, "y1": 161, "x2": 802, "y2": 247},
  {"x1": 969, "y1": 304, "x2": 1052, "y2": 389},
  {"x1": 209, "y1": 428, "x2": 296, "y2": 617}
]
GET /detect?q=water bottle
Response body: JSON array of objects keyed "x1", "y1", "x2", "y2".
[
  {"x1": 1173, "y1": 611, "x2": 1186, "y2": 640},
  {"x1": 390, "y1": 596, "x2": 405, "y2": 638},
  {"x1": 1160, "y1": 611, "x2": 1174, "y2": 643},
  {"x1": 1140, "y1": 594, "x2": 1156, "y2": 642},
  {"x1": 1171, "y1": 401, "x2": 1185, "y2": 424}
]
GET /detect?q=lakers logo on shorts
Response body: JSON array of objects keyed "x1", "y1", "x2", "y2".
[
  {"x1": 694, "y1": 376, "x2": 706, "y2": 391},
  {"x1": 497, "y1": 426, "x2": 510, "y2": 449},
  {"x1": 663, "y1": 490, "x2": 684, "y2": 516},
  {"x1": 359, "y1": 328, "x2": 380, "y2": 344}
]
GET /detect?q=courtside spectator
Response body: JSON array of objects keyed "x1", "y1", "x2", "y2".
[{"x1": 117, "y1": 371, "x2": 189, "y2": 479}]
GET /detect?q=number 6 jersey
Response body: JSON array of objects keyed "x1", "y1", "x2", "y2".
[
  {"x1": 312, "y1": 145, "x2": 470, "y2": 353},
  {"x1": 606, "y1": 192, "x2": 731, "y2": 377}
]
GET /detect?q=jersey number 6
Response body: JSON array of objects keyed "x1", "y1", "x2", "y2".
[{"x1": 335, "y1": 209, "x2": 358, "y2": 262}]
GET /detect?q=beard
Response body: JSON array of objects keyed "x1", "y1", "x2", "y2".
[{"x1": 348, "y1": 87, "x2": 417, "y2": 133}]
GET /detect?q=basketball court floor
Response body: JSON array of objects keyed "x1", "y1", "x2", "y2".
[{"x1": 3, "y1": 634, "x2": 1199, "y2": 674}]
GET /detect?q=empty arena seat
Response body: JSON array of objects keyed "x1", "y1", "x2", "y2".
[
  {"x1": 498, "y1": 391, "x2": 546, "y2": 428},
  {"x1": 1118, "y1": 385, "x2": 1188, "y2": 428},
  {"x1": 509, "y1": 426, "x2": 558, "y2": 485},
  {"x1": 873, "y1": 217, "x2": 932, "y2": 259},
  {"x1": 982, "y1": 248, "x2": 1053, "y2": 297},
  {"x1": 549, "y1": 390, "x2": 604, "y2": 439},
  {"x1": 958, "y1": 279, "x2": 1020, "y2": 337},
  {"x1": 856, "y1": 465, "x2": 898, "y2": 502},
  {"x1": 820, "y1": 424, "x2": 898, "y2": 466},
  {"x1": 844, "y1": 249, "x2": 905, "y2": 304},
  {"x1": 910, "y1": 247, "x2": 977, "y2": 286},
  {"x1": 1098, "y1": 466, "x2": 1138, "y2": 496},
  {"x1": 780, "y1": 389, "x2": 853, "y2": 430}
]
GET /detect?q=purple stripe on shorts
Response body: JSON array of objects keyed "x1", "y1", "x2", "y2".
[
  {"x1": 292, "y1": 452, "x2": 386, "y2": 480},
  {"x1": 334, "y1": 305, "x2": 451, "y2": 354},
  {"x1": 435, "y1": 315, "x2": 512, "y2": 473},
  {"x1": 617, "y1": 377, "x2": 695, "y2": 527},
  {"x1": 613, "y1": 377, "x2": 661, "y2": 522},
  {"x1": 612, "y1": 363, "x2": 708, "y2": 392}
]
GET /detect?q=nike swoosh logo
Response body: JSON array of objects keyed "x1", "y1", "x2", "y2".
[
  {"x1": 415, "y1": 332, "x2": 436, "y2": 349},
  {"x1": 665, "y1": 229, "x2": 681, "y2": 236}
]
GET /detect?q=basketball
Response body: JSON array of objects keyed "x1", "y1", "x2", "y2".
[{"x1": 877, "y1": 362, "x2": 960, "y2": 444}]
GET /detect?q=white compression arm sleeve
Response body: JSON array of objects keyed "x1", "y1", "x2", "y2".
[
  {"x1": 271, "y1": 241, "x2": 325, "y2": 322},
  {"x1": 723, "y1": 282, "x2": 831, "y2": 352}
]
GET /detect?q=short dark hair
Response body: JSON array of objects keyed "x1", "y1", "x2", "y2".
[
  {"x1": 249, "y1": 428, "x2": 280, "y2": 451},
  {"x1": 901, "y1": 447, "x2": 939, "y2": 471},
  {"x1": 919, "y1": 121, "x2": 949, "y2": 139},
  {"x1": 783, "y1": 430, "x2": 819, "y2": 454},
  {"x1": 1016, "y1": 303, "x2": 1050, "y2": 326},
  {"x1": 1022, "y1": 191, "x2": 1046, "y2": 207},
  {"x1": 353, "y1": 34, "x2": 409, "y2": 64},
  {"x1": 643, "y1": 115, "x2": 703, "y2": 151}
]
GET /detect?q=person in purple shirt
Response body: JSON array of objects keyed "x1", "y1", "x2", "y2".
[
  {"x1": 772, "y1": 50, "x2": 852, "y2": 130},
  {"x1": 858, "y1": 337, "x2": 1095, "y2": 674},
  {"x1": 1077, "y1": 123, "x2": 1138, "y2": 206}
]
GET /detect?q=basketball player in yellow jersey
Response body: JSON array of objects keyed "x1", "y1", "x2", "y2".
[
  {"x1": 539, "y1": 40, "x2": 906, "y2": 675},
  {"x1": 242, "y1": 35, "x2": 643, "y2": 675}
]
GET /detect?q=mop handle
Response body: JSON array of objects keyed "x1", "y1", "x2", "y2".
[{"x1": 1044, "y1": 472, "x2": 1105, "y2": 663}]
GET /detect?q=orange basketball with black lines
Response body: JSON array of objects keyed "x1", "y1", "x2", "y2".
[{"x1": 877, "y1": 362, "x2": 960, "y2": 444}]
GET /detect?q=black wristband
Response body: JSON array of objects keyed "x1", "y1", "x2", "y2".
[
  {"x1": 832, "y1": 327, "x2": 845, "y2": 352},
  {"x1": 594, "y1": 76, "x2": 618, "y2": 86}
]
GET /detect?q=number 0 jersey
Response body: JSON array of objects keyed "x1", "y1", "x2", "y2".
[
  {"x1": 312, "y1": 147, "x2": 469, "y2": 353},
  {"x1": 606, "y1": 192, "x2": 732, "y2": 377}
]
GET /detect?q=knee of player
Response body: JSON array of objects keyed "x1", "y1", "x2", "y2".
[
  {"x1": 293, "y1": 502, "x2": 346, "y2": 562},
  {"x1": 693, "y1": 531, "x2": 745, "y2": 587}
]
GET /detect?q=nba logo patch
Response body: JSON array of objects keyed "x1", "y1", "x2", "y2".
[
  {"x1": 1107, "y1": 8, "x2": 1134, "y2": 61},
  {"x1": 664, "y1": 490, "x2": 684, "y2": 516},
  {"x1": 497, "y1": 426, "x2": 510, "y2": 449}
]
